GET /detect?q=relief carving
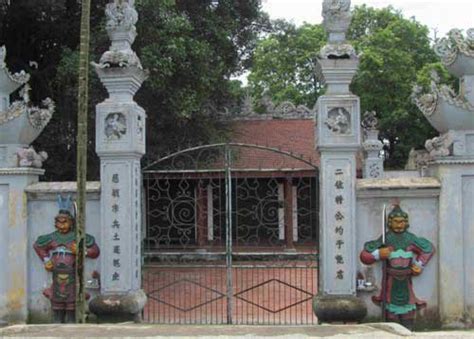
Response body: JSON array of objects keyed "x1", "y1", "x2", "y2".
[
  {"x1": 105, "y1": 113, "x2": 127, "y2": 140},
  {"x1": 325, "y1": 107, "x2": 351, "y2": 134}
]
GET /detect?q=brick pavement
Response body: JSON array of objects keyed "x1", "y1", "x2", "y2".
[{"x1": 142, "y1": 262, "x2": 318, "y2": 325}]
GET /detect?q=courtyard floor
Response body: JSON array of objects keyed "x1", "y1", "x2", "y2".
[{"x1": 1, "y1": 323, "x2": 474, "y2": 338}]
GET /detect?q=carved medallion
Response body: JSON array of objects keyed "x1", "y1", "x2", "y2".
[
  {"x1": 325, "y1": 107, "x2": 351, "y2": 135},
  {"x1": 105, "y1": 113, "x2": 127, "y2": 140}
]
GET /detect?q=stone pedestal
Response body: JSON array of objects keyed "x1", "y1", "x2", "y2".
[
  {"x1": 0, "y1": 168, "x2": 44, "y2": 324},
  {"x1": 89, "y1": 0, "x2": 148, "y2": 322}
]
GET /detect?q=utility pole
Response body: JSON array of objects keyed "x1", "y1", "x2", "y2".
[{"x1": 76, "y1": 0, "x2": 91, "y2": 324}]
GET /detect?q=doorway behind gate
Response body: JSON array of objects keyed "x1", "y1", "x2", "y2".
[{"x1": 142, "y1": 144, "x2": 319, "y2": 324}]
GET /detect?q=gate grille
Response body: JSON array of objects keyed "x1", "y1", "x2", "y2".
[{"x1": 142, "y1": 144, "x2": 319, "y2": 324}]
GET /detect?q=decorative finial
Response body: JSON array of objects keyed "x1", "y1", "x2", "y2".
[
  {"x1": 322, "y1": 0, "x2": 351, "y2": 43},
  {"x1": 361, "y1": 111, "x2": 379, "y2": 131}
]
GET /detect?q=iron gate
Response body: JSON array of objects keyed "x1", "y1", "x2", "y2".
[{"x1": 142, "y1": 143, "x2": 319, "y2": 324}]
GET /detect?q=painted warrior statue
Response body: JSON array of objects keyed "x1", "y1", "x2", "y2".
[
  {"x1": 33, "y1": 196, "x2": 100, "y2": 323},
  {"x1": 360, "y1": 205, "x2": 435, "y2": 329}
]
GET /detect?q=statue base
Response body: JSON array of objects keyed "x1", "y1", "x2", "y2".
[
  {"x1": 313, "y1": 295, "x2": 367, "y2": 323},
  {"x1": 89, "y1": 289, "x2": 147, "y2": 323}
]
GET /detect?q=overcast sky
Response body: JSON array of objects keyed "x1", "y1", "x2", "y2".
[{"x1": 262, "y1": 0, "x2": 474, "y2": 38}]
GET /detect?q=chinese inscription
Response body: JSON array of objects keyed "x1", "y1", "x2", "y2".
[
  {"x1": 110, "y1": 172, "x2": 122, "y2": 283},
  {"x1": 334, "y1": 168, "x2": 346, "y2": 280}
]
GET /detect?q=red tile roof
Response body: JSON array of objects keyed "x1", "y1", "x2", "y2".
[{"x1": 228, "y1": 118, "x2": 319, "y2": 171}]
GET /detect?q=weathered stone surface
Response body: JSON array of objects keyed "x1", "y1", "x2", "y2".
[
  {"x1": 89, "y1": 290, "x2": 147, "y2": 323},
  {"x1": 313, "y1": 295, "x2": 367, "y2": 323}
]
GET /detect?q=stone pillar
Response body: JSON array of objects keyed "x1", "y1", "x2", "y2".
[
  {"x1": 0, "y1": 45, "x2": 54, "y2": 324},
  {"x1": 312, "y1": 0, "x2": 367, "y2": 323},
  {"x1": 89, "y1": 0, "x2": 148, "y2": 322},
  {"x1": 361, "y1": 111, "x2": 384, "y2": 179}
]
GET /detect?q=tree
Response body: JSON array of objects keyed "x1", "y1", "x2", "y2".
[
  {"x1": 248, "y1": 6, "x2": 442, "y2": 168},
  {"x1": 248, "y1": 20, "x2": 326, "y2": 107},
  {"x1": 136, "y1": 0, "x2": 269, "y2": 165},
  {"x1": 0, "y1": 0, "x2": 269, "y2": 180},
  {"x1": 349, "y1": 5, "x2": 439, "y2": 167}
]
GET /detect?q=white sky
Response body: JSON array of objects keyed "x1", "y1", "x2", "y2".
[{"x1": 262, "y1": 0, "x2": 474, "y2": 38}]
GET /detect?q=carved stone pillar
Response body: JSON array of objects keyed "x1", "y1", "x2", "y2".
[
  {"x1": 312, "y1": 0, "x2": 367, "y2": 323},
  {"x1": 89, "y1": 0, "x2": 148, "y2": 322}
]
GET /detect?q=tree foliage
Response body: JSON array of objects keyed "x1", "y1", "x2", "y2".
[
  {"x1": 248, "y1": 5, "x2": 443, "y2": 168},
  {"x1": 248, "y1": 20, "x2": 326, "y2": 107},
  {"x1": 0, "y1": 0, "x2": 268, "y2": 180}
]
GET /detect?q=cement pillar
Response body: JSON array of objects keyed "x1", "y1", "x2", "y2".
[
  {"x1": 0, "y1": 169, "x2": 43, "y2": 324},
  {"x1": 432, "y1": 160, "x2": 474, "y2": 327},
  {"x1": 89, "y1": 0, "x2": 148, "y2": 322}
]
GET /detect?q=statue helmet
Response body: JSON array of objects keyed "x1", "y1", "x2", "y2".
[
  {"x1": 56, "y1": 194, "x2": 76, "y2": 226},
  {"x1": 387, "y1": 204, "x2": 410, "y2": 229}
]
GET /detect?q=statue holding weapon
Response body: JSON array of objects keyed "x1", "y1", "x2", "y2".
[
  {"x1": 360, "y1": 204, "x2": 435, "y2": 330},
  {"x1": 33, "y1": 195, "x2": 100, "y2": 323}
]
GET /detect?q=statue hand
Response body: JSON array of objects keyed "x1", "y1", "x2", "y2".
[
  {"x1": 411, "y1": 264, "x2": 422, "y2": 275},
  {"x1": 70, "y1": 242, "x2": 77, "y2": 255},
  {"x1": 379, "y1": 247, "x2": 392, "y2": 260},
  {"x1": 44, "y1": 260, "x2": 54, "y2": 272}
]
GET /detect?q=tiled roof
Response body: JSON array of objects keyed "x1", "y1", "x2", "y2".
[{"x1": 228, "y1": 118, "x2": 319, "y2": 171}]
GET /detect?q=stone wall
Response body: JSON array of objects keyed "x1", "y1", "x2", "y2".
[
  {"x1": 356, "y1": 177, "x2": 441, "y2": 327},
  {"x1": 2, "y1": 175, "x2": 449, "y2": 326},
  {"x1": 25, "y1": 182, "x2": 101, "y2": 323}
]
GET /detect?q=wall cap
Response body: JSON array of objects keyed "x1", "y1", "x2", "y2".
[
  {"x1": 357, "y1": 177, "x2": 441, "y2": 190},
  {"x1": 0, "y1": 167, "x2": 45, "y2": 176},
  {"x1": 25, "y1": 181, "x2": 101, "y2": 193}
]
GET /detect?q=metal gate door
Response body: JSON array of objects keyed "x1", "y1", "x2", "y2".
[{"x1": 142, "y1": 144, "x2": 319, "y2": 324}]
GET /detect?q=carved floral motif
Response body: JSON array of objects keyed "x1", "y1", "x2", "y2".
[
  {"x1": 411, "y1": 70, "x2": 474, "y2": 118},
  {"x1": 322, "y1": 0, "x2": 351, "y2": 36},
  {"x1": 0, "y1": 45, "x2": 30, "y2": 85},
  {"x1": 97, "y1": 50, "x2": 142, "y2": 69},
  {"x1": 239, "y1": 90, "x2": 313, "y2": 119},
  {"x1": 361, "y1": 111, "x2": 378, "y2": 131},
  {"x1": 105, "y1": 0, "x2": 138, "y2": 32},
  {"x1": 0, "y1": 84, "x2": 54, "y2": 128},
  {"x1": 28, "y1": 98, "x2": 55, "y2": 130},
  {"x1": 325, "y1": 107, "x2": 351, "y2": 134},
  {"x1": 17, "y1": 146, "x2": 48, "y2": 168},
  {"x1": 320, "y1": 43, "x2": 357, "y2": 59},
  {"x1": 434, "y1": 28, "x2": 474, "y2": 66}
]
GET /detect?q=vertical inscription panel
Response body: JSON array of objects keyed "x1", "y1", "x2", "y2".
[
  {"x1": 101, "y1": 161, "x2": 132, "y2": 293},
  {"x1": 321, "y1": 155, "x2": 356, "y2": 295}
]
